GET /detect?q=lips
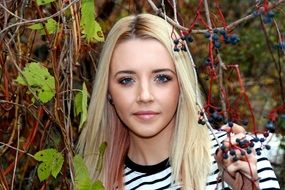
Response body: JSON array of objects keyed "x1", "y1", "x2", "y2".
[{"x1": 133, "y1": 111, "x2": 159, "y2": 120}]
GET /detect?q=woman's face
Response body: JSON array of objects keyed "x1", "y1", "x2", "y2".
[{"x1": 108, "y1": 38, "x2": 180, "y2": 140}]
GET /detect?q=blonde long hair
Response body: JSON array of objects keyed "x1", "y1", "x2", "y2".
[{"x1": 77, "y1": 13, "x2": 211, "y2": 190}]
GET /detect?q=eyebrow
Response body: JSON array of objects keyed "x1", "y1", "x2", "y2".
[{"x1": 113, "y1": 68, "x2": 176, "y2": 78}]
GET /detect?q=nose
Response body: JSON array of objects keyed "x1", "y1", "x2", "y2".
[{"x1": 137, "y1": 80, "x2": 154, "y2": 103}]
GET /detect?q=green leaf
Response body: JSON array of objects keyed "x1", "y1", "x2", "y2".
[
  {"x1": 28, "y1": 18, "x2": 58, "y2": 35},
  {"x1": 34, "y1": 149, "x2": 64, "y2": 181},
  {"x1": 96, "y1": 142, "x2": 107, "y2": 172},
  {"x1": 80, "y1": 0, "x2": 104, "y2": 42},
  {"x1": 91, "y1": 180, "x2": 104, "y2": 190},
  {"x1": 44, "y1": 18, "x2": 58, "y2": 35},
  {"x1": 75, "y1": 178, "x2": 93, "y2": 190},
  {"x1": 36, "y1": 0, "x2": 55, "y2": 6},
  {"x1": 74, "y1": 155, "x2": 93, "y2": 189},
  {"x1": 74, "y1": 83, "x2": 89, "y2": 129},
  {"x1": 93, "y1": 20, "x2": 104, "y2": 42},
  {"x1": 34, "y1": 148, "x2": 57, "y2": 162},
  {"x1": 37, "y1": 162, "x2": 51, "y2": 181},
  {"x1": 28, "y1": 23, "x2": 43, "y2": 30},
  {"x1": 74, "y1": 93, "x2": 83, "y2": 116},
  {"x1": 74, "y1": 155, "x2": 105, "y2": 190},
  {"x1": 99, "y1": 142, "x2": 107, "y2": 156},
  {"x1": 51, "y1": 152, "x2": 64, "y2": 178},
  {"x1": 15, "y1": 62, "x2": 55, "y2": 103},
  {"x1": 74, "y1": 155, "x2": 89, "y2": 179}
]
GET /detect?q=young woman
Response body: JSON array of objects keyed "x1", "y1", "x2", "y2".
[{"x1": 77, "y1": 14, "x2": 280, "y2": 190}]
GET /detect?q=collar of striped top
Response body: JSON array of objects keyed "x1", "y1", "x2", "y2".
[{"x1": 125, "y1": 156, "x2": 170, "y2": 174}]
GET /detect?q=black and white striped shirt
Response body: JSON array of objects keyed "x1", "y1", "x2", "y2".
[{"x1": 124, "y1": 130, "x2": 280, "y2": 190}]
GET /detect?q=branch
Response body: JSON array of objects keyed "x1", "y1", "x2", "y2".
[
  {"x1": 0, "y1": 142, "x2": 35, "y2": 159},
  {"x1": 226, "y1": 0, "x2": 285, "y2": 32},
  {"x1": 11, "y1": 111, "x2": 21, "y2": 190},
  {"x1": 146, "y1": 0, "x2": 285, "y2": 33},
  {"x1": 0, "y1": 3, "x2": 27, "y2": 21},
  {"x1": 146, "y1": 0, "x2": 188, "y2": 31},
  {"x1": 217, "y1": 51, "x2": 228, "y2": 120},
  {"x1": 0, "y1": 0, "x2": 80, "y2": 35},
  {"x1": 203, "y1": 0, "x2": 228, "y2": 122},
  {"x1": 273, "y1": 19, "x2": 285, "y2": 104}
]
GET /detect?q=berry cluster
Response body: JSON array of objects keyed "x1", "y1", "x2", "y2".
[
  {"x1": 219, "y1": 123, "x2": 272, "y2": 162},
  {"x1": 274, "y1": 42, "x2": 285, "y2": 50},
  {"x1": 266, "y1": 120, "x2": 275, "y2": 133},
  {"x1": 203, "y1": 29, "x2": 240, "y2": 49},
  {"x1": 263, "y1": 11, "x2": 275, "y2": 24},
  {"x1": 200, "y1": 108, "x2": 226, "y2": 128},
  {"x1": 197, "y1": 108, "x2": 275, "y2": 161},
  {"x1": 252, "y1": 10, "x2": 275, "y2": 24},
  {"x1": 173, "y1": 34, "x2": 194, "y2": 52}
]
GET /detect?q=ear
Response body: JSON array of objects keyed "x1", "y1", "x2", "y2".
[{"x1": 107, "y1": 94, "x2": 113, "y2": 105}]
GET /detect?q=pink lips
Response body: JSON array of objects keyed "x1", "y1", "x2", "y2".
[{"x1": 133, "y1": 111, "x2": 159, "y2": 120}]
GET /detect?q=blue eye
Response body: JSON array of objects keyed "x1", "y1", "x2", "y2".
[
  {"x1": 118, "y1": 77, "x2": 134, "y2": 86},
  {"x1": 155, "y1": 74, "x2": 172, "y2": 83}
]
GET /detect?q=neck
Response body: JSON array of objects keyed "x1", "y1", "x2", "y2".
[{"x1": 127, "y1": 120, "x2": 175, "y2": 166}]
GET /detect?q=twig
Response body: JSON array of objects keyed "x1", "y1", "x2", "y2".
[
  {"x1": 0, "y1": 165, "x2": 9, "y2": 190},
  {"x1": 0, "y1": 142, "x2": 35, "y2": 159},
  {"x1": 11, "y1": 112, "x2": 21, "y2": 190},
  {"x1": 0, "y1": 0, "x2": 80, "y2": 36},
  {"x1": 146, "y1": 0, "x2": 285, "y2": 33},
  {"x1": 203, "y1": 0, "x2": 228, "y2": 125},
  {"x1": 203, "y1": 0, "x2": 212, "y2": 28},
  {"x1": 3, "y1": 40, "x2": 43, "y2": 105},
  {"x1": 0, "y1": 88, "x2": 19, "y2": 157},
  {"x1": 1, "y1": 0, "x2": 8, "y2": 30},
  {"x1": 3, "y1": 39, "x2": 63, "y2": 129},
  {"x1": 0, "y1": 3, "x2": 27, "y2": 21},
  {"x1": 217, "y1": 51, "x2": 228, "y2": 120},
  {"x1": 260, "y1": 16, "x2": 277, "y2": 67},
  {"x1": 161, "y1": 0, "x2": 167, "y2": 20},
  {"x1": 272, "y1": 19, "x2": 285, "y2": 104},
  {"x1": 69, "y1": 0, "x2": 81, "y2": 60},
  {"x1": 226, "y1": 0, "x2": 285, "y2": 31},
  {"x1": 184, "y1": 43, "x2": 221, "y2": 147},
  {"x1": 146, "y1": 0, "x2": 188, "y2": 31},
  {"x1": 67, "y1": 24, "x2": 75, "y2": 186},
  {"x1": 172, "y1": 0, "x2": 178, "y2": 23}
]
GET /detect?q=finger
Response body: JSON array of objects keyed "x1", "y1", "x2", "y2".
[
  {"x1": 222, "y1": 133, "x2": 246, "y2": 147},
  {"x1": 233, "y1": 172, "x2": 244, "y2": 190},
  {"x1": 221, "y1": 123, "x2": 246, "y2": 134},
  {"x1": 219, "y1": 169, "x2": 244, "y2": 189},
  {"x1": 214, "y1": 147, "x2": 224, "y2": 165},
  {"x1": 217, "y1": 147, "x2": 257, "y2": 171},
  {"x1": 215, "y1": 133, "x2": 246, "y2": 165},
  {"x1": 242, "y1": 149, "x2": 257, "y2": 163},
  {"x1": 226, "y1": 160, "x2": 258, "y2": 180}
]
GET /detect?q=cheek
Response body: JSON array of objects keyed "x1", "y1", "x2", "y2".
[
  {"x1": 157, "y1": 85, "x2": 180, "y2": 109},
  {"x1": 110, "y1": 88, "x2": 135, "y2": 112}
]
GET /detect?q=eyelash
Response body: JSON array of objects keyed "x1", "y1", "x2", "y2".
[
  {"x1": 154, "y1": 74, "x2": 172, "y2": 83},
  {"x1": 118, "y1": 74, "x2": 172, "y2": 86},
  {"x1": 118, "y1": 77, "x2": 134, "y2": 86}
]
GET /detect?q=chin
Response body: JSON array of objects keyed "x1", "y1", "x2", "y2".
[{"x1": 131, "y1": 128, "x2": 165, "y2": 139}]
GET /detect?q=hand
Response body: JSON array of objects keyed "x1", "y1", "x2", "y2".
[{"x1": 214, "y1": 123, "x2": 260, "y2": 190}]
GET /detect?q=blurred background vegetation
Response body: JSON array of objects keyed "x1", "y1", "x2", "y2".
[{"x1": 0, "y1": 0, "x2": 284, "y2": 189}]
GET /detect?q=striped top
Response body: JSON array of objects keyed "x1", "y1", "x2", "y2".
[{"x1": 124, "y1": 130, "x2": 280, "y2": 190}]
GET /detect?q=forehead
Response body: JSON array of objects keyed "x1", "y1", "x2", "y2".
[{"x1": 110, "y1": 38, "x2": 175, "y2": 72}]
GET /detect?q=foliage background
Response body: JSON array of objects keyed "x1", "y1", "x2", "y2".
[{"x1": 0, "y1": 0, "x2": 284, "y2": 189}]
